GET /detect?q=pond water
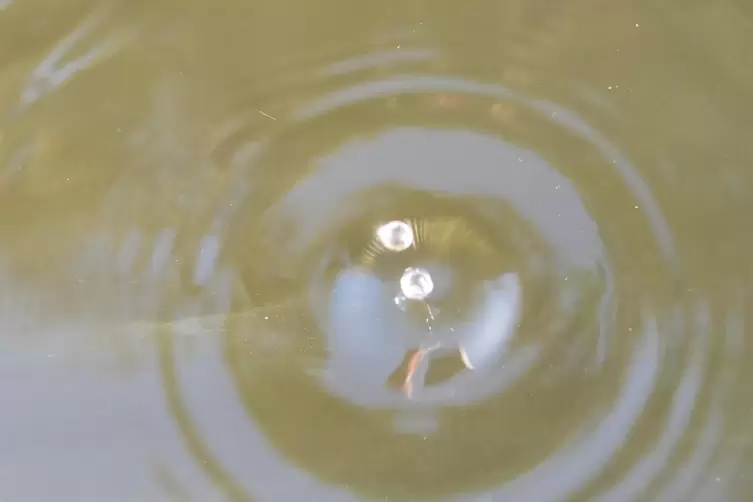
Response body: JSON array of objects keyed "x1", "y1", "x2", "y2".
[{"x1": 1, "y1": 1, "x2": 751, "y2": 501}]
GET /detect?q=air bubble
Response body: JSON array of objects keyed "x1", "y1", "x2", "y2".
[
  {"x1": 400, "y1": 267, "x2": 434, "y2": 300},
  {"x1": 376, "y1": 220, "x2": 414, "y2": 251}
]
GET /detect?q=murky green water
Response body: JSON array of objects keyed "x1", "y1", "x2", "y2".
[{"x1": 1, "y1": 1, "x2": 752, "y2": 501}]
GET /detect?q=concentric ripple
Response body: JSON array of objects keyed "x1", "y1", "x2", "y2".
[{"x1": 150, "y1": 44, "x2": 747, "y2": 502}]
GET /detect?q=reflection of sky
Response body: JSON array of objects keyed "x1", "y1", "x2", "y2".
[
  {"x1": 268, "y1": 127, "x2": 604, "y2": 271},
  {"x1": 0, "y1": 347, "x2": 219, "y2": 501},
  {"x1": 0, "y1": 231, "x2": 235, "y2": 501},
  {"x1": 0, "y1": 267, "x2": 346, "y2": 501},
  {"x1": 0, "y1": 220, "x2": 352, "y2": 502}
]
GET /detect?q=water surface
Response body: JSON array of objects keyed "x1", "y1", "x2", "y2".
[{"x1": 1, "y1": 1, "x2": 752, "y2": 501}]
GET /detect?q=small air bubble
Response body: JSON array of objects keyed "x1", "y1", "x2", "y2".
[
  {"x1": 376, "y1": 220, "x2": 414, "y2": 251},
  {"x1": 400, "y1": 267, "x2": 434, "y2": 300}
]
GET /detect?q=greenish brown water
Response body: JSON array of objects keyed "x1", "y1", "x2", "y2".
[{"x1": 1, "y1": 1, "x2": 752, "y2": 501}]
